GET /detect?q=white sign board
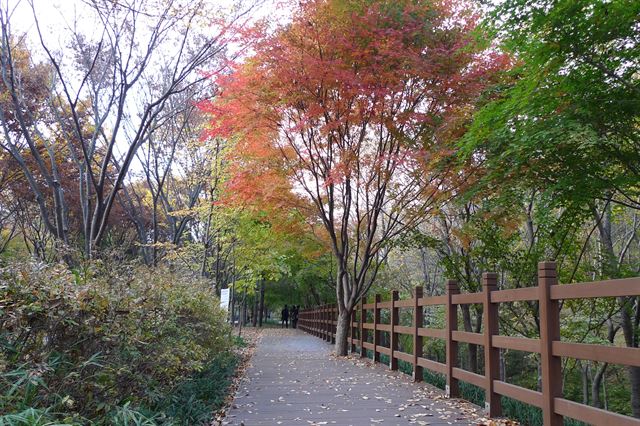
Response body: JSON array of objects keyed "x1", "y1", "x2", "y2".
[{"x1": 220, "y1": 288, "x2": 230, "y2": 310}]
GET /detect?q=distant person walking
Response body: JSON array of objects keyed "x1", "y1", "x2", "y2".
[
  {"x1": 281, "y1": 305, "x2": 289, "y2": 328},
  {"x1": 291, "y1": 305, "x2": 299, "y2": 329}
]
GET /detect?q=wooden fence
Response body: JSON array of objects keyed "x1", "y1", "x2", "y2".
[{"x1": 298, "y1": 262, "x2": 640, "y2": 426}]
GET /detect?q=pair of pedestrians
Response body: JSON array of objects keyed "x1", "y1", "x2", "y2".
[{"x1": 281, "y1": 304, "x2": 299, "y2": 328}]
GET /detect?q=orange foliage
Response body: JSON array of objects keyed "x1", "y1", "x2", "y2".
[{"x1": 200, "y1": 0, "x2": 511, "y2": 240}]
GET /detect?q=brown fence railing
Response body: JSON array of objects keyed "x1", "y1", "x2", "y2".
[{"x1": 298, "y1": 262, "x2": 640, "y2": 426}]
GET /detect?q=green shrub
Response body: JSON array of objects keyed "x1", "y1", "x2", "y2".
[
  {"x1": 0, "y1": 261, "x2": 234, "y2": 424},
  {"x1": 231, "y1": 335, "x2": 247, "y2": 348},
  {"x1": 156, "y1": 351, "x2": 238, "y2": 423}
]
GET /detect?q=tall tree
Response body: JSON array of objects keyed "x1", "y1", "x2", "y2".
[
  {"x1": 0, "y1": 0, "x2": 248, "y2": 258},
  {"x1": 464, "y1": 0, "x2": 640, "y2": 415},
  {"x1": 207, "y1": 0, "x2": 509, "y2": 354}
]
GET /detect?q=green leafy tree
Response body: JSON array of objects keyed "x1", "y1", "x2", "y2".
[{"x1": 463, "y1": 0, "x2": 640, "y2": 416}]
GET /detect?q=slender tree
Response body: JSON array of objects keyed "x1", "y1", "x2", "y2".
[{"x1": 0, "y1": 0, "x2": 250, "y2": 258}]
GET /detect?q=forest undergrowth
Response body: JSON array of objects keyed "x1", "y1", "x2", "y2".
[{"x1": 0, "y1": 260, "x2": 239, "y2": 425}]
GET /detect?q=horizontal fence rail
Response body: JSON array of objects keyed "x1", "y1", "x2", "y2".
[{"x1": 298, "y1": 262, "x2": 640, "y2": 426}]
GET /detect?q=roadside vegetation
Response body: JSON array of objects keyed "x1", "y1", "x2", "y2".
[{"x1": 0, "y1": 260, "x2": 235, "y2": 425}]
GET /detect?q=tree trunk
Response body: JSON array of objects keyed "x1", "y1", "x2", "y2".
[
  {"x1": 581, "y1": 362, "x2": 589, "y2": 405},
  {"x1": 630, "y1": 366, "x2": 640, "y2": 417},
  {"x1": 258, "y1": 281, "x2": 265, "y2": 327},
  {"x1": 242, "y1": 294, "x2": 247, "y2": 325},
  {"x1": 238, "y1": 291, "x2": 246, "y2": 337},
  {"x1": 592, "y1": 320, "x2": 617, "y2": 409},
  {"x1": 591, "y1": 363, "x2": 607, "y2": 408},
  {"x1": 308, "y1": 282, "x2": 322, "y2": 306},
  {"x1": 537, "y1": 357, "x2": 542, "y2": 392},
  {"x1": 461, "y1": 304, "x2": 478, "y2": 373},
  {"x1": 214, "y1": 242, "x2": 222, "y2": 290},
  {"x1": 200, "y1": 197, "x2": 214, "y2": 278},
  {"x1": 335, "y1": 308, "x2": 351, "y2": 356},
  {"x1": 152, "y1": 195, "x2": 159, "y2": 266},
  {"x1": 229, "y1": 284, "x2": 236, "y2": 325},
  {"x1": 621, "y1": 303, "x2": 640, "y2": 417},
  {"x1": 592, "y1": 202, "x2": 640, "y2": 417},
  {"x1": 603, "y1": 374, "x2": 609, "y2": 410},
  {"x1": 252, "y1": 294, "x2": 258, "y2": 327}
]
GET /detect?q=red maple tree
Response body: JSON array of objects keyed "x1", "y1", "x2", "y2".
[{"x1": 203, "y1": 0, "x2": 510, "y2": 355}]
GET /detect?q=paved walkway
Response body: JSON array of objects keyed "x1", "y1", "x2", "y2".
[{"x1": 225, "y1": 329, "x2": 485, "y2": 425}]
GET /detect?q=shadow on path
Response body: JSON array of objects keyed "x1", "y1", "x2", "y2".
[{"x1": 224, "y1": 328, "x2": 484, "y2": 425}]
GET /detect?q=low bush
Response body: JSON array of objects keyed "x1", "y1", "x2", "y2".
[{"x1": 0, "y1": 260, "x2": 234, "y2": 425}]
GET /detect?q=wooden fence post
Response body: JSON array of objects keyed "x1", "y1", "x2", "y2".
[
  {"x1": 483, "y1": 272, "x2": 501, "y2": 417},
  {"x1": 446, "y1": 279, "x2": 459, "y2": 397},
  {"x1": 390, "y1": 290, "x2": 399, "y2": 371},
  {"x1": 373, "y1": 294, "x2": 381, "y2": 362},
  {"x1": 326, "y1": 304, "x2": 331, "y2": 342},
  {"x1": 413, "y1": 286, "x2": 423, "y2": 382},
  {"x1": 323, "y1": 305, "x2": 326, "y2": 340},
  {"x1": 539, "y1": 261, "x2": 563, "y2": 426},
  {"x1": 332, "y1": 304, "x2": 336, "y2": 344},
  {"x1": 328, "y1": 304, "x2": 332, "y2": 342},
  {"x1": 350, "y1": 309, "x2": 357, "y2": 353},
  {"x1": 360, "y1": 296, "x2": 367, "y2": 358},
  {"x1": 328, "y1": 303, "x2": 333, "y2": 343},
  {"x1": 329, "y1": 304, "x2": 333, "y2": 343},
  {"x1": 323, "y1": 304, "x2": 327, "y2": 341}
]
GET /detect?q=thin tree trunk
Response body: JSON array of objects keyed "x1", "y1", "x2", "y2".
[
  {"x1": 215, "y1": 242, "x2": 222, "y2": 290},
  {"x1": 242, "y1": 293, "x2": 247, "y2": 326},
  {"x1": 461, "y1": 304, "x2": 478, "y2": 373},
  {"x1": 581, "y1": 362, "x2": 589, "y2": 405},
  {"x1": 603, "y1": 373, "x2": 608, "y2": 410},
  {"x1": 537, "y1": 357, "x2": 542, "y2": 392},
  {"x1": 258, "y1": 280, "x2": 265, "y2": 327},
  {"x1": 238, "y1": 291, "x2": 246, "y2": 337},
  {"x1": 629, "y1": 366, "x2": 640, "y2": 417},
  {"x1": 592, "y1": 321, "x2": 617, "y2": 409},
  {"x1": 252, "y1": 293, "x2": 258, "y2": 327},
  {"x1": 200, "y1": 190, "x2": 215, "y2": 277},
  {"x1": 591, "y1": 363, "x2": 607, "y2": 408},
  {"x1": 152, "y1": 195, "x2": 159, "y2": 266},
  {"x1": 593, "y1": 201, "x2": 639, "y2": 417},
  {"x1": 230, "y1": 283, "x2": 236, "y2": 325}
]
